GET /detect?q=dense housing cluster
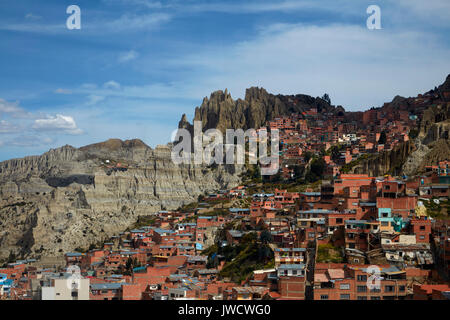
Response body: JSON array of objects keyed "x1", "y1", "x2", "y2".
[{"x1": 1, "y1": 82, "x2": 449, "y2": 301}]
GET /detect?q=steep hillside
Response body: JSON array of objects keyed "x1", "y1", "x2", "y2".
[
  {"x1": 179, "y1": 87, "x2": 343, "y2": 133},
  {"x1": 0, "y1": 139, "x2": 242, "y2": 260},
  {"x1": 348, "y1": 74, "x2": 450, "y2": 177}
]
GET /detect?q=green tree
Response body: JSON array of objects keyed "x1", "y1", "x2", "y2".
[
  {"x1": 241, "y1": 232, "x2": 257, "y2": 244},
  {"x1": 7, "y1": 250, "x2": 16, "y2": 264},
  {"x1": 259, "y1": 230, "x2": 273, "y2": 244},
  {"x1": 322, "y1": 93, "x2": 331, "y2": 105},
  {"x1": 123, "y1": 257, "x2": 141, "y2": 275},
  {"x1": 408, "y1": 129, "x2": 419, "y2": 139},
  {"x1": 330, "y1": 144, "x2": 344, "y2": 162},
  {"x1": 310, "y1": 157, "x2": 325, "y2": 177},
  {"x1": 304, "y1": 151, "x2": 313, "y2": 163},
  {"x1": 378, "y1": 130, "x2": 387, "y2": 144},
  {"x1": 305, "y1": 157, "x2": 325, "y2": 183},
  {"x1": 293, "y1": 165, "x2": 304, "y2": 180}
]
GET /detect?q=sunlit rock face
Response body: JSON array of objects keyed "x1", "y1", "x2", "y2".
[{"x1": 0, "y1": 139, "x2": 242, "y2": 259}]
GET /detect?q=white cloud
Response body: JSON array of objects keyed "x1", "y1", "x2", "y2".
[
  {"x1": 103, "y1": 80, "x2": 121, "y2": 90},
  {"x1": 0, "y1": 99, "x2": 84, "y2": 150},
  {"x1": 104, "y1": 13, "x2": 171, "y2": 32},
  {"x1": 163, "y1": 0, "x2": 360, "y2": 15},
  {"x1": 57, "y1": 19, "x2": 450, "y2": 115},
  {"x1": 1, "y1": 12, "x2": 170, "y2": 35},
  {"x1": 164, "y1": 23, "x2": 450, "y2": 110},
  {"x1": 0, "y1": 99, "x2": 28, "y2": 118},
  {"x1": 54, "y1": 88, "x2": 73, "y2": 94},
  {"x1": 81, "y1": 83, "x2": 98, "y2": 90},
  {"x1": 32, "y1": 114, "x2": 83, "y2": 135},
  {"x1": 394, "y1": 0, "x2": 450, "y2": 26},
  {"x1": 0, "y1": 99, "x2": 22, "y2": 114},
  {"x1": 78, "y1": 81, "x2": 205, "y2": 100},
  {"x1": 183, "y1": 0, "x2": 317, "y2": 14},
  {"x1": 0, "y1": 120, "x2": 19, "y2": 134},
  {"x1": 103, "y1": 0, "x2": 165, "y2": 9},
  {"x1": 25, "y1": 13, "x2": 42, "y2": 20},
  {"x1": 118, "y1": 50, "x2": 139, "y2": 63},
  {"x1": 0, "y1": 22, "x2": 65, "y2": 34},
  {"x1": 86, "y1": 95, "x2": 106, "y2": 106},
  {"x1": 5, "y1": 135, "x2": 56, "y2": 147}
]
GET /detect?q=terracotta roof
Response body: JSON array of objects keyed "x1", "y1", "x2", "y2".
[
  {"x1": 314, "y1": 273, "x2": 329, "y2": 283},
  {"x1": 418, "y1": 284, "x2": 450, "y2": 294},
  {"x1": 268, "y1": 291, "x2": 281, "y2": 298},
  {"x1": 327, "y1": 268, "x2": 345, "y2": 279}
]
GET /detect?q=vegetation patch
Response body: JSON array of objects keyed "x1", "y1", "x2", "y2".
[
  {"x1": 423, "y1": 198, "x2": 450, "y2": 219},
  {"x1": 317, "y1": 243, "x2": 344, "y2": 263},
  {"x1": 204, "y1": 232, "x2": 274, "y2": 283},
  {"x1": 341, "y1": 153, "x2": 377, "y2": 173}
]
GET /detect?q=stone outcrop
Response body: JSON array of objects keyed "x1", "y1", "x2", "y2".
[
  {"x1": 351, "y1": 141, "x2": 416, "y2": 177},
  {"x1": 179, "y1": 87, "x2": 339, "y2": 133},
  {"x1": 1, "y1": 75, "x2": 449, "y2": 260},
  {"x1": 349, "y1": 74, "x2": 450, "y2": 177},
  {"x1": 0, "y1": 139, "x2": 242, "y2": 260}
]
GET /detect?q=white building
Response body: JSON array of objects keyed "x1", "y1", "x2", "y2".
[{"x1": 41, "y1": 272, "x2": 90, "y2": 300}]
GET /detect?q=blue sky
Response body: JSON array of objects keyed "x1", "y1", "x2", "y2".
[{"x1": 0, "y1": 0, "x2": 449, "y2": 161}]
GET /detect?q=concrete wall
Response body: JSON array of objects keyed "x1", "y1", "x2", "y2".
[{"x1": 43, "y1": 278, "x2": 90, "y2": 300}]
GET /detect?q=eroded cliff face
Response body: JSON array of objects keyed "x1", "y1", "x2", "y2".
[
  {"x1": 351, "y1": 106, "x2": 450, "y2": 178},
  {"x1": 349, "y1": 74, "x2": 450, "y2": 177},
  {"x1": 350, "y1": 141, "x2": 416, "y2": 177},
  {"x1": 179, "y1": 87, "x2": 339, "y2": 134},
  {"x1": 0, "y1": 139, "x2": 242, "y2": 260}
]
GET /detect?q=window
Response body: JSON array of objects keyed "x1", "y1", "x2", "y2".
[
  {"x1": 420, "y1": 226, "x2": 425, "y2": 230},
  {"x1": 399, "y1": 286, "x2": 405, "y2": 292},
  {"x1": 419, "y1": 235, "x2": 425, "y2": 240},
  {"x1": 385, "y1": 286, "x2": 395, "y2": 293},
  {"x1": 357, "y1": 286, "x2": 367, "y2": 292},
  {"x1": 370, "y1": 287, "x2": 381, "y2": 293},
  {"x1": 357, "y1": 296, "x2": 367, "y2": 300},
  {"x1": 340, "y1": 294, "x2": 350, "y2": 300},
  {"x1": 357, "y1": 275, "x2": 367, "y2": 282},
  {"x1": 320, "y1": 295, "x2": 329, "y2": 300},
  {"x1": 371, "y1": 296, "x2": 381, "y2": 300},
  {"x1": 336, "y1": 218, "x2": 343, "y2": 224},
  {"x1": 340, "y1": 284, "x2": 350, "y2": 290}
]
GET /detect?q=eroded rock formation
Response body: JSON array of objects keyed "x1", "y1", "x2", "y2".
[{"x1": 0, "y1": 139, "x2": 242, "y2": 259}]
